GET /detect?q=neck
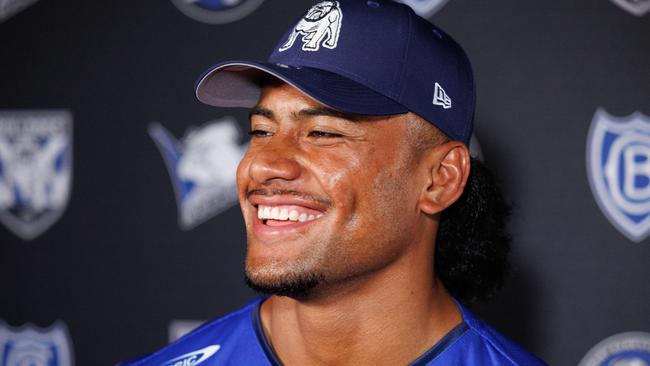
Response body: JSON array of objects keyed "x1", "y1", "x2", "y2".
[{"x1": 259, "y1": 236, "x2": 462, "y2": 365}]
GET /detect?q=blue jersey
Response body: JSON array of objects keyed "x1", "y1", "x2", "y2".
[{"x1": 121, "y1": 297, "x2": 546, "y2": 365}]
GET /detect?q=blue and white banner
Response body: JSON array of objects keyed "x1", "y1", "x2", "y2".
[
  {"x1": 395, "y1": 0, "x2": 449, "y2": 18},
  {"x1": 0, "y1": 0, "x2": 41, "y2": 23},
  {"x1": 0, "y1": 110, "x2": 72, "y2": 240},
  {"x1": 149, "y1": 117, "x2": 246, "y2": 230},
  {"x1": 579, "y1": 331, "x2": 650, "y2": 366},
  {"x1": 610, "y1": 0, "x2": 650, "y2": 16},
  {"x1": 169, "y1": 0, "x2": 265, "y2": 24},
  {"x1": 0, "y1": 320, "x2": 74, "y2": 366},
  {"x1": 587, "y1": 108, "x2": 650, "y2": 242}
]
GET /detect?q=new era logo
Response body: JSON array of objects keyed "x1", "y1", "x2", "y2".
[{"x1": 432, "y1": 82, "x2": 452, "y2": 109}]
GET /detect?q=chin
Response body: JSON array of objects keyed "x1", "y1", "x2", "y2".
[{"x1": 244, "y1": 262, "x2": 323, "y2": 298}]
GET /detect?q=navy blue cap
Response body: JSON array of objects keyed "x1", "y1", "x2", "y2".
[{"x1": 195, "y1": 0, "x2": 475, "y2": 144}]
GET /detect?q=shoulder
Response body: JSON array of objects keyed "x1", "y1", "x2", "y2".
[
  {"x1": 430, "y1": 303, "x2": 547, "y2": 366},
  {"x1": 119, "y1": 297, "x2": 270, "y2": 366}
]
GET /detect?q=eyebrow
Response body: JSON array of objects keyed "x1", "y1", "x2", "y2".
[
  {"x1": 249, "y1": 106, "x2": 273, "y2": 121},
  {"x1": 296, "y1": 107, "x2": 347, "y2": 119},
  {"x1": 249, "y1": 105, "x2": 349, "y2": 122}
]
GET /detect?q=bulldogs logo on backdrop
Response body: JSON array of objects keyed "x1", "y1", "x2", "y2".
[
  {"x1": 609, "y1": 0, "x2": 650, "y2": 16},
  {"x1": 579, "y1": 332, "x2": 650, "y2": 366},
  {"x1": 587, "y1": 108, "x2": 650, "y2": 242},
  {"x1": 279, "y1": 1, "x2": 342, "y2": 52},
  {"x1": 0, "y1": 111, "x2": 72, "y2": 240},
  {"x1": 0, "y1": 321, "x2": 74, "y2": 366},
  {"x1": 149, "y1": 117, "x2": 247, "y2": 230},
  {"x1": 0, "y1": 0, "x2": 41, "y2": 23},
  {"x1": 169, "y1": 0, "x2": 265, "y2": 24},
  {"x1": 396, "y1": 0, "x2": 449, "y2": 18},
  {"x1": 168, "y1": 320, "x2": 204, "y2": 343}
]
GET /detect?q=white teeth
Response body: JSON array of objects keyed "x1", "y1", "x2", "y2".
[
  {"x1": 289, "y1": 210, "x2": 299, "y2": 221},
  {"x1": 257, "y1": 205, "x2": 323, "y2": 222}
]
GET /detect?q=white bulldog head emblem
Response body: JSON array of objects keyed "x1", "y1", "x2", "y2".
[{"x1": 279, "y1": 1, "x2": 343, "y2": 52}]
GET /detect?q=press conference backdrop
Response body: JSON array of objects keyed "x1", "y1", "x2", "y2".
[{"x1": 0, "y1": 0, "x2": 648, "y2": 365}]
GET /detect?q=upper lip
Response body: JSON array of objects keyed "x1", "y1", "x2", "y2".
[{"x1": 248, "y1": 194, "x2": 329, "y2": 212}]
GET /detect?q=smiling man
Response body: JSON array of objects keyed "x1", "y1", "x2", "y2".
[{"x1": 122, "y1": 1, "x2": 545, "y2": 365}]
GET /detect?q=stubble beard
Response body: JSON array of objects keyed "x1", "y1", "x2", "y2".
[{"x1": 244, "y1": 236, "x2": 329, "y2": 298}]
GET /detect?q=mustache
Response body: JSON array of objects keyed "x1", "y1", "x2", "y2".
[{"x1": 247, "y1": 188, "x2": 333, "y2": 207}]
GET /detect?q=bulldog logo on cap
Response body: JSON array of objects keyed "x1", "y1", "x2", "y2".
[{"x1": 279, "y1": 1, "x2": 343, "y2": 52}]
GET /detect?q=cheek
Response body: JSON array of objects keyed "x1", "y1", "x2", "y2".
[
  {"x1": 236, "y1": 152, "x2": 253, "y2": 198},
  {"x1": 321, "y1": 164, "x2": 356, "y2": 198},
  {"x1": 360, "y1": 155, "x2": 418, "y2": 239},
  {"x1": 311, "y1": 150, "x2": 365, "y2": 212},
  {"x1": 328, "y1": 167, "x2": 416, "y2": 273}
]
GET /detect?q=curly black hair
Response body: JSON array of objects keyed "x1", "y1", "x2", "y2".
[{"x1": 435, "y1": 158, "x2": 511, "y2": 305}]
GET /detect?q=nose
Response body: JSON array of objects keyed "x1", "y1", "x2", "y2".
[{"x1": 247, "y1": 136, "x2": 302, "y2": 184}]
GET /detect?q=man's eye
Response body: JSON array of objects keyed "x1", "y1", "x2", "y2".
[
  {"x1": 308, "y1": 130, "x2": 343, "y2": 138},
  {"x1": 249, "y1": 129, "x2": 272, "y2": 138}
]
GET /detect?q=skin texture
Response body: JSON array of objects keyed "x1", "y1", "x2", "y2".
[{"x1": 237, "y1": 82, "x2": 471, "y2": 365}]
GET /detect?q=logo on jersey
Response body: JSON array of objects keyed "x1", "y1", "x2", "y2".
[
  {"x1": 279, "y1": 1, "x2": 342, "y2": 52},
  {"x1": 610, "y1": 0, "x2": 650, "y2": 16},
  {"x1": 0, "y1": 0, "x2": 41, "y2": 23},
  {"x1": 149, "y1": 118, "x2": 246, "y2": 230},
  {"x1": 395, "y1": 0, "x2": 449, "y2": 18},
  {"x1": 579, "y1": 332, "x2": 650, "y2": 366},
  {"x1": 0, "y1": 111, "x2": 72, "y2": 240},
  {"x1": 432, "y1": 82, "x2": 452, "y2": 109},
  {"x1": 161, "y1": 345, "x2": 220, "y2": 366},
  {"x1": 587, "y1": 108, "x2": 650, "y2": 242},
  {"x1": 0, "y1": 320, "x2": 74, "y2": 366},
  {"x1": 169, "y1": 0, "x2": 265, "y2": 24}
]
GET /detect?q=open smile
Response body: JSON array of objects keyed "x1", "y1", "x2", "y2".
[
  {"x1": 258, "y1": 205, "x2": 324, "y2": 226},
  {"x1": 248, "y1": 195, "x2": 329, "y2": 237}
]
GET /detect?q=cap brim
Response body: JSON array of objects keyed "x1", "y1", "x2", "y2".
[{"x1": 195, "y1": 61, "x2": 408, "y2": 116}]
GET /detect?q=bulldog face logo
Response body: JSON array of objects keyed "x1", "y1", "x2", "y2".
[
  {"x1": 0, "y1": 110, "x2": 72, "y2": 241},
  {"x1": 149, "y1": 117, "x2": 247, "y2": 230},
  {"x1": 395, "y1": 0, "x2": 449, "y2": 18},
  {"x1": 609, "y1": 0, "x2": 650, "y2": 16},
  {"x1": 279, "y1": 1, "x2": 342, "y2": 52},
  {"x1": 0, "y1": 321, "x2": 74, "y2": 366},
  {"x1": 586, "y1": 108, "x2": 650, "y2": 242}
]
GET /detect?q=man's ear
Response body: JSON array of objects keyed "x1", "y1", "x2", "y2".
[{"x1": 419, "y1": 141, "x2": 471, "y2": 215}]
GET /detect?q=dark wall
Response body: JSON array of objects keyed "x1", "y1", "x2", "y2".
[{"x1": 1, "y1": 1, "x2": 648, "y2": 365}]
